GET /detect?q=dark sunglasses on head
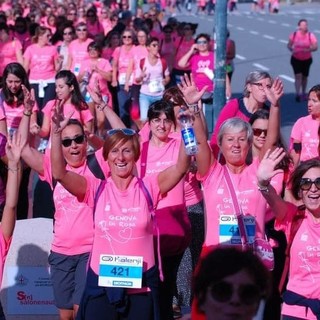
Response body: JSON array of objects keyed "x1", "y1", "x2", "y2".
[
  {"x1": 61, "y1": 135, "x2": 85, "y2": 147},
  {"x1": 210, "y1": 281, "x2": 261, "y2": 305},
  {"x1": 300, "y1": 177, "x2": 320, "y2": 191},
  {"x1": 107, "y1": 128, "x2": 136, "y2": 136},
  {"x1": 252, "y1": 128, "x2": 268, "y2": 137}
]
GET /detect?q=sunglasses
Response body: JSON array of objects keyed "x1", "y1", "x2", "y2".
[
  {"x1": 251, "y1": 83, "x2": 272, "y2": 90},
  {"x1": 122, "y1": 35, "x2": 132, "y2": 39},
  {"x1": 252, "y1": 128, "x2": 268, "y2": 137},
  {"x1": 77, "y1": 28, "x2": 87, "y2": 32},
  {"x1": 197, "y1": 40, "x2": 208, "y2": 45},
  {"x1": 63, "y1": 32, "x2": 73, "y2": 35},
  {"x1": 107, "y1": 128, "x2": 136, "y2": 136},
  {"x1": 210, "y1": 281, "x2": 261, "y2": 305},
  {"x1": 61, "y1": 135, "x2": 85, "y2": 147},
  {"x1": 300, "y1": 178, "x2": 320, "y2": 191}
]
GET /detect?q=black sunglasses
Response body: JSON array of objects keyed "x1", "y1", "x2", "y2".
[
  {"x1": 300, "y1": 177, "x2": 320, "y2": 191},
  {"x1": 210, "y1": 281, "x2": 261, "y2": 305},
  {"x1": 252, "y1": 128, "x2": 268, "y2": 137},
  {"x1": 107, "y1": 128, "x2": 136, "y2": 136},
  {"x1": 61, "y1": 135, "x2": 85, "y2": 147}
]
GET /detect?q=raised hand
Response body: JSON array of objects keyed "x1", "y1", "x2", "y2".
[
  {"x1": 6, "y1": 132, "x2": 24, "y2": 164},
  {"x1": 257, "y1": 147, "x2": 286, "y2": 185},
  {"x1": 51, "y1": 99, "x2": 73, "y2": 133},
  {"x1": 87, "y1": 80, "x2": 103, "y2": 106},
  {"x1": 177, "y1": 73, "x2": 208, "y2": 106},
  {"x1": 21, "y1": 85, "x2": 35, "y2": 112},
  {"x1": 265, "y1": 77, "x2": 284, "y2": 106}
]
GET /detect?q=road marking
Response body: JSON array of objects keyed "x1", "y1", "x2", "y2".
[
  {"x1": 237, "y1": 27, "x2": 244, "y2": 31},
  {"x1": 257, "y1": 17, "x2": 264, "y2": 21},
  {"x1": 252, "y1": 63, "x2": 269, "y2": 71},
  {"x1": 250, "y1": 31, "x2": 259, "y2": 35},
  {"x1": 281, "y1": 23, "x2": 290, "y2": 27},
  {"x1": 263, "y1": 35, "x2": 275, "y2": 40},
  {"x1": 236, "y1": 54, "x2": 246, "y2": 60},
  {"x1": 314, "y1": 30, "x2": 320, "y2": 34},
  {"x1": 279, "y1": 75, "x2": 294, "y2": 83},
  {"x1": 279, "y1": 39, "x2": 287, "y2": 44},
  {"x1": 268, "y1": 20, "x2": 276, "y2": 24}
]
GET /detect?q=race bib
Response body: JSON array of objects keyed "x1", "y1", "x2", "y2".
[
  {"x1": 98, "y1": 254, "x2": 143, "y2": 288},
  {"x1": 219, "y1": 214, "x2": 256, "y2": 245},
  {"x1": 148, "y1": 79, "x2": 164, "y2": 93},
  {"x1": 118, "y1": 73, "x2": 133, "y2": 86}
]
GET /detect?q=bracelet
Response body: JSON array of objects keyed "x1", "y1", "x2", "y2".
[
  {"x1": 186, "y1": 103, "x2": 199, "y2": 113},
  {"x1": 257, "y1": 181, "x2": 270, "y2": 192},
  {"x1": 23, "y1": 110, "x2": 32, "y2": 117},
  {"x1": 99, "y1": 103, "x2": 107, "y2": 111},
  {"x1": 6, "y1": 166, "x2": 20, "y2": 173}
]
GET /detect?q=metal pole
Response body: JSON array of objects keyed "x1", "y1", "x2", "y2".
[
  {"x1": 129, "y1": 0, "x2": 137, "y2": 16},
  {"x1": 213, "y1": 0, "x2": 228, "y2": 128}
]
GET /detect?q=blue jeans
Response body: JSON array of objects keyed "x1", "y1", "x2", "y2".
[
  {"x1": 139, "y1": 93, "x2": 162, "y2": 121},
  {"x1": 117, "y1": 85, "x2": 132, "y2": 128}
]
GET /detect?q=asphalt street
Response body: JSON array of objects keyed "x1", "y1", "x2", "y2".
[{"x1": 168, "y1": 1, "x2": 320, "y2": 147}]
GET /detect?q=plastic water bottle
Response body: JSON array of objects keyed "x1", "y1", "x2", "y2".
[{"x1": 180, "y1": 113, "x2": 198, "y2": 155}]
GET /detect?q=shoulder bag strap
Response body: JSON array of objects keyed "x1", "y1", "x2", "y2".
[
  {"x1": 87, "y1": 153, "x2": 106, "y2": 180},
  {"x1": 137, "y1": 178, "x2": 163, "y2": 281},
  {"x1": 278, "y1": 206, "x2": 306, "y2": 292},
  {"x1": 223, "y1": 166, "x2": 250, "y2": 246},
  {"x1": 140, "y1": 141, "x2": 149, "y2": 179}
]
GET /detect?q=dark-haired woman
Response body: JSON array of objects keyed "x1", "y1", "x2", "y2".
[
  {"x1": 79, "y1": 41, "x2": 112, "y2": 137},
  {"x1": 39, "y1": 70, "x2": 93, "y2": 140},
  {"x1": 23, "y1": 26, "x2": 61, "y2": 119}
]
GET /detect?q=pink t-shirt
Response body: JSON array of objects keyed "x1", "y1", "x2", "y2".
[
  {"x1": 174, "y1": 38, "x2": 195, "y2": 70},
  {"x1": 86, "y1": 21, "x2": 104, "y2": 38},
  {"x1": 290, "y1": 115, "x2": 319, "y2": 162},
  {"x1": 39, "y1": 153, "x2": 96, "y2": 255},
  {"x1": 2, "y1": 100, "x2": 38, "y2": 131},
  {"x1": 42, "y1": 100, "x2": 93, "y2": 125},
  {"x1": 276, "y1": 206, "x2": 320, "y2": 319},
  {"x1": 132, "y1": 45, "x2": 148, "y2": 85},
  {"x1": 68, "y1": 38, "x2": 93, "y2": 73},
  {"x1": 189, "y1": 52, "x2": 214, "y2": 92},
  {"x1": 80, "y1": 58, "x2": 112, "y2": 97},
  {"x1": 112, "y1": 45, "x2": 135, "y2": 85},
  {"x1": 83, "y1": 175, "x2": 160, "y2": 277},
  {"x1": 160, "y1": 39, "x2": 175, "y2": 72},
  {"x1": 290, "y1": 31, "x2": 317, "y2": 60},
  {"x1": 138, "y1": 58, "x2": 169, "y2": 97},
  {"x1": 199, "y1": 159, "x2": 268, "y2": 247},
  {"x1": 0, "y1": 39, "x2": 22, "y2": 75},
  {"x1": 23, "y1": 44, "x2": 58, "y2": 80}
]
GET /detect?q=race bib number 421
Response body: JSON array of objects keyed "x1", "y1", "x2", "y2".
[{"x1": 98, "y1": 254, "x2": 143, "y2": 288}]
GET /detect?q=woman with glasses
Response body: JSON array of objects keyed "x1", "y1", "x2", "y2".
[
  {"x1": 171, "y1": 22, "x2": 196, "y2": 86},
  {"x1": 55, "y1": 24, "x2": 75, "y2": 71},
  {"x1": 18, "y1": 86, "x2": 122, "y2": 320},
  {"x1": 86, "y1": 8, "x2": 104, "y2": 40},
  {"x1": 111, "y1": 28, "x2": 136, "y2": 128},
  {"x1": 99, "y1": 7, "x2": 112, "y2": 36},
  {"x1": 135, "y1": 37, "x2": 170, "y2": 128},
  {"x1": 49, "y1": 100, "x2": 190, "y2": 319},
  {"x1": 210, "y1": 70, "x2": 278, "y2": 157},
  {"x1": 193, "y1": 246, "x2": 271, "y2": 320},
  {"x1": 66, "y1": 22, "x2": 93, "y2": 76},
  {"x1": 290, "y1": 84, "x2": 320, "y2": 169},
  {"x1": 257, "y1": 152, "x2": 320, "y2": 319},
  {"x1": 23, "y1": 26, "x2": 61, "y2": 117}
]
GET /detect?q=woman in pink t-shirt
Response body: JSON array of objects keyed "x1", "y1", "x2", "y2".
[
  {"x1": 39, "y1": 70, "x2": 93, "y2": 140},
  {"x1": 179, "y1": 75, "x2": 283, "y2": 320},
  {"x1": 102, "y1": 31, "x2": 120, "y2": 62},
  {"x1": 287, "y1": 19, "x2": 318, "y2": 102},
  {"x1": 290, "y1": 84, "x2": 320, "y2": 169},
  {"x1": 79, "y1": 41, "x2": 112, "y2": 137},
  {"x1": 23, "y1": 26, "x2": 61, "y2": 120},
  {"x1": 111, "y1": 28, "x2": 136, "y2": 128},
  {"x1": 50, "y1": 114, "x2": 190, "y2": 319},
  {"x1": 86, "y1": 8, "x2": 104, "y2": 41},
  {"x1": 257, "y1": 154, "x2": 320, "y2": 319},
  {"x1": 0, "y1": 23, "x2": 23, "y2": 79}
]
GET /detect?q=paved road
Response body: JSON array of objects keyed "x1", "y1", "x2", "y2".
[{"x1": 165, "y1": 1, "x2": 320, "y2": 146}]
